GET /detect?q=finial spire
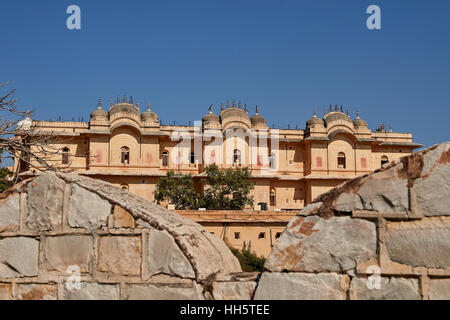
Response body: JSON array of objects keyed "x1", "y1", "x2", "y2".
[
  {"x1": 255, "y1": 105, "x2": 259, "y2": 114},
  {"x1": 329, "y1": 105, "x2": 332, "y2": 112},
  {"x1": 147, "y1": 101, "x2": 151, "y2": 111},
  {"x1": 117, "y1": 96, "x2": 120, "y2": 104},
  {"x1": 232, "y1": 99, "x2": 236, "y2": 108},
  {"x1": 129, "y1": 96, "x2": 133, "y2": 104},
  {"x1": 110, "y1": 99, "x2": 113, "y2": 107},
  {"x1": 346, "y1": 109, "x2": 349, "y2": 116},
  {"x1": 389, "y1": 124, "x2": 392, "y2": 132},
  {"x1": 244, "y1": 104, "x2": 247, "y2": 112},
  {"x1": 335, "y1": 104, "x2": 338, "y2": 112},
  {"x1": 98, "y1": 99, "x2": 102, "y2": 109},
  {"x1": 123, "y1": 95, "x2": 126, "y2": 103},
  {"x1": 227, "y1": 100, "x2": 230, "y2": 108},
  {"x1": 239, "y1": 100, "x2": 242, "y2": 109},
  {"x1": 221, "y1": 103, "x2": 224, "y2": 111},
  {"x1": 209, "y1": 104, "x2": 212, "y2": 113},
  {"x1": 356, "y1": 111, "x2": 360, "y2": 119},
  {"x1": 313, "y1": 109, "x2": 317, "y2": 117}
]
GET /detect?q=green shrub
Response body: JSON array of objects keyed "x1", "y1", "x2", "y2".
[{"x1": 229, "y1": 247, "x2": 266, "y2": 272}]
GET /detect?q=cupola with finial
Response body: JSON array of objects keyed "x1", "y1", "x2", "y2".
[{"x1": 90, "y1": 98, "x2": 109, "y2": 121}]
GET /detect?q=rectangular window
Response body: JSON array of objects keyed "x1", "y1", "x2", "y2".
[
  {"x1": 316, "y1": 156, "x2": 322, "y2": 168},
  {"x1": 258, "y1": 232, "x2": 266, "y2": 239},
  {"x1": 234, "y1": 232, "x2": 240, "y2": 239},
  {"x1": 361, "y1": 157, "x2": 367, "y2": 169}
]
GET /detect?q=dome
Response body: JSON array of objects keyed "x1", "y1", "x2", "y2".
[
  {"x1": 323, "y1": 112, "x2": 353, "y2": 125},
  {"x1": 221, "y1": 108, "x2": 250, "y2": 121},
  {"x1": 306, "y1": 111, "x2": 324, "y2": 128},
  {"x1": 109, "y1": 103, "x2": 140, "y2": 117},
  {"x1": 141, "y1": 103, "x2": 159, "y2": 123},
  {"x1": 219, "y1": 100, "x2": 252, "y2": 130},
  {"x1": 249, "y1": 105, "x2": 268, "y2": 129},
  {"x1": 17, "y1": 113, "x2": 32, "y2": 130},
  {"x1": 90, "y1": 107, "x2": 108, "y2": 120},
  {"x1": 202, "y1": 106, "x2": 220, "y2": 125},
  {"x1": 353, "y1": 111, "x2": 368, "y2": 128}
]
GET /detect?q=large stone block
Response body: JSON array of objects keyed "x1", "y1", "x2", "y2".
[
  {"x1": 414, "y1": 142, "x2": 450, "y2": 216},
  {"x1": 45, "y1": 235, "x2": 93, "y2": 273},
  {"x1": 386, "y1": 217, "x2": 450, "y2": 268},
  {"x1": 350, "y1": 277, "x2": 420, "y2": 300},
  {"x1": 15, "y1": 284, "x2": 57, "y2": 300},
  {"x1": 0, "y1": 283, "x2": 12, "y2": 300},
  {"x1": 429, "y1": 279, "x2": 450, "y2": 300},
  {"x1": 333, "y1": 164, "x2": 408, "y2": 213},
  {"x1": 253, "y1": 272, "x2": 349, "y2": 300},
  {"x1": 125, "y1": 283, "x2": 204, "y2": 300},
  {"x1": 266, "y1": 216, "x2": 376, "y2": 272},
  {"x1": 27, "y1": 172, "x2": 64, "y2": 231},
  {"x1": 54, "y1": 171, "x2": 243, "y2": 280},
  {"x1": 112, "y1": 205, "x2": 135, "y2": 228},
  {"x1": 68, "y1": 184, "x2": 112, "y2": 230},
  {"x1": 0, "y1": 194, "x2": 20, "y2": 232},
  {"x1": 97, "y1": 236, "x2": 141, "y2": 276},
  {"x1": 0, "y1": 237, "x2": 39, "y2": 278},
  {"x1": 212, "y1": 281, "x2": 256, "y2": 300},
  {"x1": 63, "y1": 282, "x2": 120, "y2": 300},
  {"x1": 147, "y1": 229, "x2": 195, "y2": 279}
]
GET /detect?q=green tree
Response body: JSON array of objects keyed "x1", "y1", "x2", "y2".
[
  {"x1": 202, "y1": 164, "x2": 254, "y2": 210},
  {"x1": 154, "y1": 171, "x2": 201, "y2": 209},
  {"x1": 229, "y1": 247, "x2": 266, "y2": 272},
  {"x1": 0, "y1": 168, "x2": 12, "y2": 193}
]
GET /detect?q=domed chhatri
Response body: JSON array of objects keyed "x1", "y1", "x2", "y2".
[
  {"x1": 353, "y1": 111, "x2": 368, "y2": 128},
  {"x1": 141, "y1": 101, "x2": 159, "y2": 124},
  {"x1": 250, "y1": 105, "x2": 268, "y2": 129},
  {"x1": 109, "y1": 96, "x2": 140, "y2": 117},
  {"x1": 90, "y1": 99, "x2": 109, "y2": 120},
  {"x1": 306, "y1": 109, "x2": 325, "y2": 128},
  {"x1": 323, "y1": 105, "x2": 353, "y2": 126},
  {"x1": 202, "y1": 105, "x2": 220, "y2": 129}
]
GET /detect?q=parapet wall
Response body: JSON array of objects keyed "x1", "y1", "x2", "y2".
[{"x1": 0, "y1": 141, "x2": 449, "y2": 300}]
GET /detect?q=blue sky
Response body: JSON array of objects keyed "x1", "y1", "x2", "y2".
[{"x1": 1, "y1": 0, "x2": 449, "y2": 148}]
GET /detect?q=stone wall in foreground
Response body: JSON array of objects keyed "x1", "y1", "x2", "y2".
[
  {"x1": 254, "y1": 142, "x2": 450, "y2": 300},
  {"x1": 1, "y1": 142, "x2": 449, "y2": 300},
  {"x1": 0, "y1": 171, "x2": 245, "y2": 300}
]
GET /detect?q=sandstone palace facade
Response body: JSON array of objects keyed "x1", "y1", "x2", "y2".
[{"x1": 12, "y1": 97, "x2": 421, "y2": 256}]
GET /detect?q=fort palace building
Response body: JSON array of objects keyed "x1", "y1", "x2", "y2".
[{"x1": 12, "y1": 96, "x2": 422, "y2": 256}]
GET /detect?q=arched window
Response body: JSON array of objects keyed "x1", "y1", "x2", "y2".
[
  {"x1": 121, "y1": 147, "x2": 130, "y2": 164},
  {"x1": 268, "y1": 153, "x2": 276, "y2": 169},
  {"x1": 270, "y1": 188, "x2": 276, "y2": 206},
  {"x1": 381, "y1": 155, "x2": 389, "y2": 166},
  {"x1": 337, "y1": 152, "x2": 346, "y2": 169},
  {"x1": 62, "y1": 147, "x2": 70, "y2": 165},
  {"x1": 162, "y1": 151, "x2": 169, "y2": 167},
  {"x1": 120, "y1": 184, "x2": 129, "y2": 191},
  {"x1": 233, "y1": 149, "x2": 241, "y2": 166},
  {"x1": 190, "y1": 152, "x2": 195, "y2": 164}
]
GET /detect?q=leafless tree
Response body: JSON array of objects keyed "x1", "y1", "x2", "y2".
[{"x1": 0, "y1": 81, "x2": 76, "y2": 183}]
